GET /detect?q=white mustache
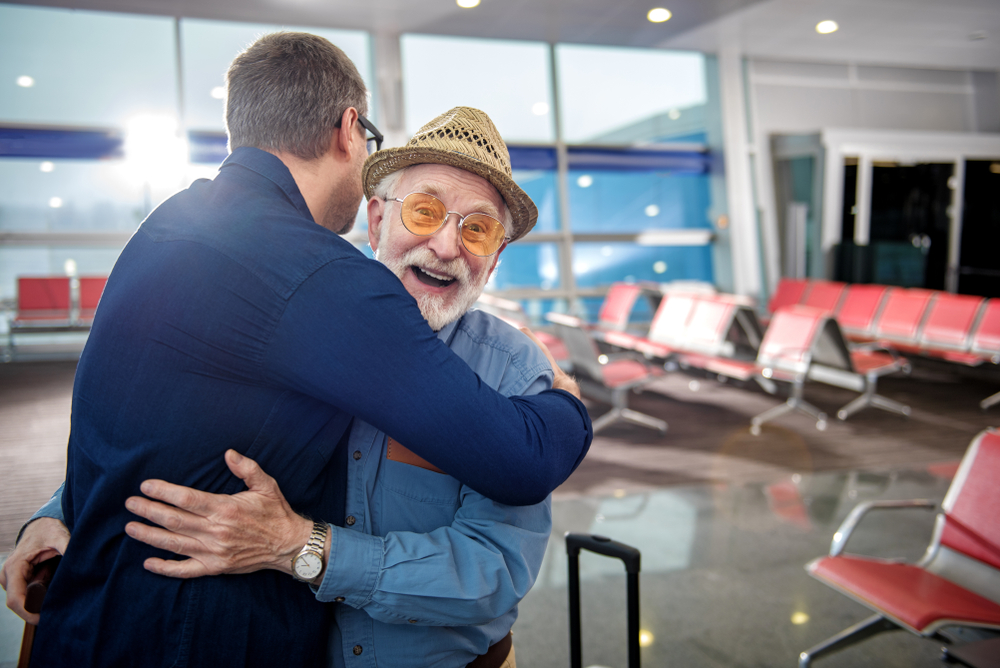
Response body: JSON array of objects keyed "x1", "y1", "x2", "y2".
[{"x1": 398, "y1": 245, "x2": 472, "y2": 285}]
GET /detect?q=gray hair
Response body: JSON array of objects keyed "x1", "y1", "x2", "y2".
[
  {"x1": 225, "y1": 32, "x2": 368, "y2": 161},
  {"x1": 372, "y1": 166, "x2": 514, "y2": 232}
]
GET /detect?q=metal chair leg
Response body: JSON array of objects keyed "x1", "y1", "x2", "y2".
[
  {"x1": 620, "y1": 408, "x2": 668, "y2": 433},
  {"x1": 981, "y1": 390, "x2": 1000, "y2": 410},
  {"x1": 837, "y1": 376, "x2": 910, "y2": 420},
  {"x1": 799, "y1": 614, "x2": 900, "y2": 667}
]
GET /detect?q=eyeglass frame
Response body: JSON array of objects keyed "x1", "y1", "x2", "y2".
[
  {"x1": 334, "y1": 110, "x2": 383, "y2": 155},
  {"x1": 390, "y1": 192, "x2": 510, "y2": 257}
]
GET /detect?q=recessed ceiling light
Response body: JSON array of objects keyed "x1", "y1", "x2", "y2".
[
  {"x1": 17, "y1": 75, "x2": 35, "y2": 88},
  {"x1": 531, "y1": 102, "x2": 549, "y2": 116},
  {"x1": 645, "y1": 204, "x2": 660, "y2": 217},
  {"x1": 668, "y1": 108, "x2": 681, "y2": 120},
  {"x1": 647, "y1": 8, "x2": 672, "y2": 23},
  {"x1": 577, "y1": 175, "x2": 593, "y2": 188},
  {"x1": 816, "y1": 20, "x2": 839, "y2": 34},
  {"x1": 49, "y1": 196, "x2": 63, "y2": 208},
  {"x1": 40, "y1": 161, "x2": 55, "y2": 173},
  {"x1": 210, "y1": 86, "x2": 225, "y2": 100},
  {"x1": 457, "y1": 0, "x2": 480, "y2": 8}
]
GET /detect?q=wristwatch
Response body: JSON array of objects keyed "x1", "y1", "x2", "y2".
[{"x1": 291, "y1": 521, "x2": 329, "y2": 583}]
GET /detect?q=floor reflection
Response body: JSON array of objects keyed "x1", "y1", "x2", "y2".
[{"x1": 516, "y1": 464, "x2": 959, "y2": 668}]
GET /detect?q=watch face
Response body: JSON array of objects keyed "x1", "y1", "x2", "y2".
[{"x1": 294, "y1": 552, "x2": 323, "y2": 580}]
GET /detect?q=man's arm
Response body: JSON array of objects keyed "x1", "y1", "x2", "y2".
[
  {"x1": 267, "y1": 258, "x2": 592, "y2": 507},
  {"x1": 1, "y1": 485, "x2": 70, "y2": 625},
  {"x1": 317, "y1": 490, "x2": 550, "y2": 626}
]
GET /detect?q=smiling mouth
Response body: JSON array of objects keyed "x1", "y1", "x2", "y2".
[{"x1": 411, "y1": 266, "x2": 456, "y2": 288}]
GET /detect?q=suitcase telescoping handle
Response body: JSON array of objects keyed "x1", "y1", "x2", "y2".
[{"x1": 565, "y1": 533, "x2": 641, "y2": 668}]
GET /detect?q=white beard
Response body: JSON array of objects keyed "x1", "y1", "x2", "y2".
[{"x1": 377, "y1": 229, "x2": 491, "y2": 331}]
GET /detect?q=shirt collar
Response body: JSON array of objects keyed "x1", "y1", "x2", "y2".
[
  {"x1": 435, "y1": 316, "x2": 463, "y2": 343},
  {"x1": 220, "y1": 147, "x2": 314, "y2": 222}
]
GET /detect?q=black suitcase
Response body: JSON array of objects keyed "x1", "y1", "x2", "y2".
[{"x1": 565, "y1": 533, "x2": 642, "y2": 668}]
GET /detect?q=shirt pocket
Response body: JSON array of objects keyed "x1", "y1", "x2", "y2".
[{"x1": 379, "y1": 458, "x2": 462, "y2": 534}]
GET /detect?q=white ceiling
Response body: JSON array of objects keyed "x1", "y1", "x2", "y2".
[
  {"x1": 662, "y1": 0, "x2": 1000, "y2": 71},
  {"x1": 8, "y1": 0, "x2": 1000, "y2": 70}
]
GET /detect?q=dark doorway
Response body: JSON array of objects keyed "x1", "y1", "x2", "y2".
[
  {"x1": 868, "y1": 162, "x2": 953, "y2": 290},
  {"x1": 958, "y1": 160, "x2": 1000, "y2": 298}
]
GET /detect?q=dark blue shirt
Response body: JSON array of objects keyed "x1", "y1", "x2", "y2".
[{"x1": 31, "y1": 148, "x2": 591, "y2": 667}]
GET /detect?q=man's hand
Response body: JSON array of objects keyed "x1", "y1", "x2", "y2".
[
  {"x1": 1, "y1": 517, "x2": 70, "y2": 625},
  {"x1": 124, "y1": 449, "x2": 314, "y2": 579},
  {"x1": 520, "y1": 327, "x2": 581, "y2": 399}
]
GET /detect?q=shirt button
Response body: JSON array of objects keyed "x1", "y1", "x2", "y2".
[
  {"x1": 334, "y1": 596, "x2": 345, "y2": 603},
  {"x1": 346, "y1": 516, "x2": 356, "y2": 526},
  {"x1": 353, "y1": 645, "x2": 363, "y2": 656},
  {"x1": 353, "y1": 450, "x2": 362, "y2": 461}
]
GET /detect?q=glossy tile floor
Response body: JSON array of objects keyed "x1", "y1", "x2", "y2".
[{"x1": 1, "y1": 357, "x2": 998, "y2": 667}]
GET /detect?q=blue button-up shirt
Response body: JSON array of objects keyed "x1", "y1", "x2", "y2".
[
  {"x1": 28, "y1": 147, "x2": 591, "y2": 667},
  {"x1": 320, "y1": 310, "x2": 553, "y2": 667}
]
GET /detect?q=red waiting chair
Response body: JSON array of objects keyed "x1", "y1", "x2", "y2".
[
  {"x1": 12, "y1": 277, "x2": 72, "y2": 327},
  {"x1": 547, "y1": 312, "x2": 668, "y2": 434},
  {"x1": 764, "y1": 277, "x2": 809, "y2": 324},
  {"x1": 77, "y1": 276, "x2": 109, "y2": 324},
  {"x1": 836, "y1": 284, "x2": 889, "y2": 342},
  {"x1": 800, "y1": 427, "x2": 1000, "y2": 666},
  {"x1": 596, "y1": 282, "x2": 644, "y2": 332},
  {"x1": 801, "y1": 280, "x2": 847, "y2": 313},
  {"x1": 971, "y1": 299, "x2": 1000, "y2": 410}
]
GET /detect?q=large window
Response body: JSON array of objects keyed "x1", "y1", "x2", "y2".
[
  {"x1": 181, "y1": 20, "x2": 373, "y2": 132},
  {"x1": 0, "y1": 7, "x2": 373, "y2": 302},
  {"x1": 401, "y1": 35, "x2": 554, "y2": 143},
  {"x1": 555, "y1": 45, "x2": 708, "y2": 145},
  {"x1": 1, "y1": 5, "x2": 177, "y2": 128},
  {"x1": 1, "y1": 10, "x2": 722, "y2": 318}
]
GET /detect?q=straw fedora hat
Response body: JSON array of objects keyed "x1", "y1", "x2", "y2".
[{"x1": 362, "y1": 106, "x2": 538, "y2": 242}]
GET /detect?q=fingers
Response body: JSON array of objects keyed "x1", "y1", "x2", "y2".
[
  {"x1": 225, "y1": 450, "x2": 278, "y2": 494},
  {"x1": 519, "y1": 327, "x2": 559, "y2": 370},
  {"x1": 3, "y1": 558, "x2": 39, "y2": 625},
  {"x1": 125, "y1": 521, "x2": 205, "y2": 559},
  {"x1": 2, "y1": 518, "x2": 70, "y2": 625},
  {"x1": 125, "y1": 495, "x2": 201, "y2": 534},
  {"x1": 143, "y1": 557, "x2": 210, "y2": 580},
  {"x1": 519, "y1": 326, "x2": 581, "y2": 398},
  {"x1": 137, "y1": 479, "x2": 219, "y2": 518}
]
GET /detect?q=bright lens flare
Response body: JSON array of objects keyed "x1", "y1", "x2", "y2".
[
  {"x1": 816, "y1": 20, "x2": 839, "y2": 34},
  {"x1": 647, "y1": 8, "x2": 672, "y2": 23},
  {"x1": 457, "y1": 0, "x2": 480, "y2": 7}
]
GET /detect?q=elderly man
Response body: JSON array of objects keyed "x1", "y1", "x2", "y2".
[
  {"x1": 2, "y1": 33, "x2": 590, "y2": 667},
  {"x1": 11, "y1": 107, "x2": 555, "y2": 668}
]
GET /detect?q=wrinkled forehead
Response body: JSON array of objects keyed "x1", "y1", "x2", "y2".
[{"x1": 396, "y1": 164, "x2": 505, "y2": 219}]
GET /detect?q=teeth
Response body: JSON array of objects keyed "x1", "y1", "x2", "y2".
[{"x1": 419, "y1": 267, "x2": 454, "y2": 282}]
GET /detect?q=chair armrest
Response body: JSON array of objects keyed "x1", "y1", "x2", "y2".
[
  {"x1": 829, "y1": 499, "x2": 937, "y2": 557},
  {"x1": 546, "y1": 312, "x2": 585, "y2": 328}
]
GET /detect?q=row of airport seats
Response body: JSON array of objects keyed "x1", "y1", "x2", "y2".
[
  {"x1": 477, "y1": 279, "x2": 1000, "y2": 437},
  {"x1": 10, "y1": 276, "x2": 108, "y2": 328},
  {"x1": 767, "y1": 278, "x2": 1000, "y2": 411},
  {"x1": 4, "y1": 276, "x2": 109, "y2": 360}
]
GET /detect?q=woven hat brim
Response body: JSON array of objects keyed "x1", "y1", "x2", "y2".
[{"x1": 362, "y1": 146, "x2": 538, "y2": 242}]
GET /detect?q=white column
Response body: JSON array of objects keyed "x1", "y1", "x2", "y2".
[
  {"x1": 371, "y1": 32, "x2": 408, "y2": 149},
  {"x1": 717, "y1": 46, "x2": 762, "y2": 298}
]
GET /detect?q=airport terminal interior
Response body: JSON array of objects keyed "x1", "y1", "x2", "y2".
[{"x1": 2, "y1": 0, "x2": 1000, "y2": 666}]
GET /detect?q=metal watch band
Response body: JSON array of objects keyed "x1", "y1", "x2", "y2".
[{"x1": 291, "y1": 521, "x2": 329, "y2": 583}]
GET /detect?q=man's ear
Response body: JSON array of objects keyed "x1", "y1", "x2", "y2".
[
  {"x1": 331, "y1": 107, "x2": 361, "y2": 159},
  {"x1": 488, "y1": 241, "x2": 507, "y2": 274},
  {"x1": 367, "y1": 197, "x2": 385, "y2": 253}
]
